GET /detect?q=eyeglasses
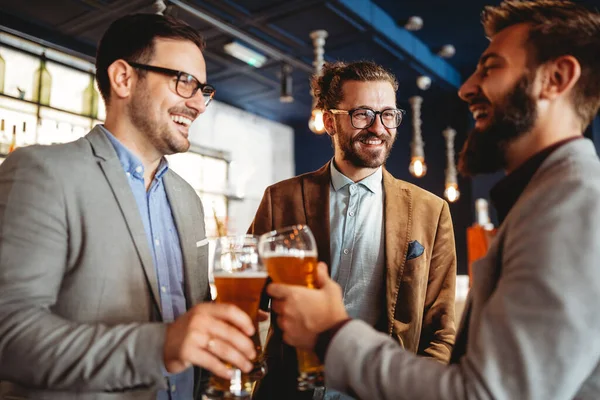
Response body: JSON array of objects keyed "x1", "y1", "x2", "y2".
[
  {"x1": 127, "y1": 61, "x2": 216, "y2": 106},
  {"x1": 329, "y1": 107, "x2": 406, "y2": 129}
]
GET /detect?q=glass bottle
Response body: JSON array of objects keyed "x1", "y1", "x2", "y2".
[
  {"x1": 8, "y1": 125, "x2": 17, "y2": 153},
  {"x1": 466, "y1": 199, "x2": 496, "y2": 283},
  {"x1": 82, "y1": 75, "x2": 98, "y2": 118},
  {"x1": 0, "y1": 119, "x2": 8, "y2": 154},
  {"x1": 33, "y1": 55, "x2": 52, "y2": 106},
  {"x1": 0, "y1": 49, "x2": 6, "y2": 94}
]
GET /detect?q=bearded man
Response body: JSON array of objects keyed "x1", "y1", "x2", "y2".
[
  {"x1": 264, "y1": 2, "x2": 600, "y2": 399},
  {"x1": 249, "y1": 60, "x2": 457, "y2": 400}
]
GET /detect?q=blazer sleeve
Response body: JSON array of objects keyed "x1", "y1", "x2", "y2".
[
  {"x1": 418, "y1": 201, "x2": 456, "y2": 362},
  {"x1": 324, "y1": 175, "x2": 600, "y2": 400},
  {"x1": 0, "y1": 149, "x2": 167, "y2": 392}
]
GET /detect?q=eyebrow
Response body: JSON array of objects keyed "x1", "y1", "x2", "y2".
[{"x1": 478, "y1": 52, "x2": 505, "y2": 65}]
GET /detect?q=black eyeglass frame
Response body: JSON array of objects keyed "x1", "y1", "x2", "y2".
[
  {"x1": 126, "y1": 61, "x2": 215, "y2": 105},
  {"x1": 329, "y1": 107, "x2": 406, "y2": 129}
]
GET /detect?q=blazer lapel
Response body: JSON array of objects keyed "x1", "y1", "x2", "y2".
[
  {"x1": 163, "y1": 173, "x2": 201, "y2": 307},
  {"x1": 302, "y1": 162, "x2": 332, "y2": 267},
  {"x1": 86, "y1": 127, "x2": 162, "y2": 317},
  {"x1": 382, "y1": 169, "x2": 412, "y2": 330}
]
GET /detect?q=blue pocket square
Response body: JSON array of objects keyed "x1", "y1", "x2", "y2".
[{"x1": 406, "y1": 240, "x2": 425, "y2": 261}]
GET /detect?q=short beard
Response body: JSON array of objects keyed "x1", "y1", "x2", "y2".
[
  {"x1": 128, "y1": 80, "x2": 190, "y2": 156},
  {"x1": 458, "y1": 72, "x2": 537, "y2": 177},
  {"x1": 334, "y1": 120, "x2": 396, "y2": 168}
]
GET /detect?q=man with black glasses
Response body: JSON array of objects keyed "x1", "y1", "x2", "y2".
[
  {"x1": 0, "y1": 14, "x2": 257, "y2": 400},
  {"x1": 249, "y1": 60, "x2": 457, "y2": 400}
]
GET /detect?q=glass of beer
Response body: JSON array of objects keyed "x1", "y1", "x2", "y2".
[
  {"x1": 258, "y1": 225, "x2": 324, "y2": 391},
  {"x1": 205, "y1": 235, "x2": 267, "y2": 399}
]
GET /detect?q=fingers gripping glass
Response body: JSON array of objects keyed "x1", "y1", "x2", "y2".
[
  {"x1": 127, "y1": 62, "x2": 216, "y2": 106},
  {"x1": 329, "y1": 107, "x2": 406, "y2": 129}
]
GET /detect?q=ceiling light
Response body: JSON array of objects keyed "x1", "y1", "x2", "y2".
[
  {"x1": 405, "y1": 16, "x2": 424, "y2": 31},
  {"x1": 223, "y1": 41, "x2": 267, "y2": 68},
  {"x1": 437, "y1": 44, "x2": 456, "y2": 59},
  {"x1": 280, "y1": 63, "x2": 293, "y2": 103},
  {"x1": 308, "y1": 30, "x2": 328, "y2": 134},
  {"x1": 443, "y1": 127, "x2": 460, "y2": 203}
]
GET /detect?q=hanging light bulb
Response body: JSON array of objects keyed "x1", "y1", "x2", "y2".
[
  {"x1": 444, "y1": 183, "x2": 460, "y2": 202},
  {"x1": 308, "y1": 107, "x2": 325, "y2": 133},
  {"x1": 409, "y1": 157, "x2": 427, "y2": 178},
  {"x1": 409, "y1": 96, "x2": 427, "y2": 177},
  {"x1": 308, "y1": 30, "x2": 328, "y2": 134},
  {"x1": 443, "y1": 127, "x2": 460, "y2": 203}
]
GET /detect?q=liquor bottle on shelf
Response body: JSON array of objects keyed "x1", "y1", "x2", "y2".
[
  {"x1": 33, "y1": 54, "x2": 52, "y2": 106},
  {"x1": 0, "y1": 49, "x2": 6, "y2": 94},
  {"x1": 8, "y1": 125, "x2": 17, "y2": 153},
  {"x1": 466, "y1": 198, "x2": 497, "y2": 283},
  {"x1": 82, "y1": 75, "x2": 99, "y2": 118},
  {"x1": 0, "y1": 119, "x2": 8, "y2": 154}
]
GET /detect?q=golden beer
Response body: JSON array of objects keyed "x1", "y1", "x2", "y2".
[
  {"x1": 210, "y1": 271, "x2": 267, "y2": 394},
  {"x1": 263, "y1": 254, "x2": 324, "y2": 378}
]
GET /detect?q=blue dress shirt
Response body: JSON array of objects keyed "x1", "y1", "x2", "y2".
[{"x1": 102, "y1": 126, "x2": 192, "y2": 400}]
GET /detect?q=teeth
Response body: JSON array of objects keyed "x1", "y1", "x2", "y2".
[
  {"x1": 472, "y1": 109, "x2": 488, "y2": 120},
  {"x1": 364, "y1": 139, "x2": 382, "y2": 145},
  {"x1": 171, "y1": 115, "x2": 193, "y2": 127}
]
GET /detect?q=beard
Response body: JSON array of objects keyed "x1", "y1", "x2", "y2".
[
  {"x1": 334, "y1": 120, "x2": 397, "y2": 168},
  {"x1": 457, "y1": 72, "x2": 538, "y2": 177},
  {"x1": 128, "y1": 80, "x2": 192, "y2": 156}
]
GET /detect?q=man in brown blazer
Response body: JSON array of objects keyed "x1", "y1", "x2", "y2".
[{"x1": 250, "y1": 61, "x2": 457, "y2": 400}]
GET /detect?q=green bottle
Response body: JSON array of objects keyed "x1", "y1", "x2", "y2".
[
  {"x1": 0, "y1": 50, "x2": 5, "y2": 94},
  {"x1": 82, "y1": 75, "x2": 98, "y2": 118},
  {"x1": 32, "y1": 55, "x2": 52, "y2": 105}
]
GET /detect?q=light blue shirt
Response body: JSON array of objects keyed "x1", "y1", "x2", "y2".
[
  {"x1": 102, "y1": 126, "x2": 192, "y2": 400},
  {"x1": 325, "y1": 160, "x2": 386, "y2": 400}
]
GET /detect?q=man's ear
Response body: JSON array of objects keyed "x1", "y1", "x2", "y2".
[
  {"x1": 323, "y1": 111, "x2": 335, "y2": 136},
  {"x1": 539, "y1": 55, "x2": 581, "y2": 101},
  {"x1": 107, "y1": 59, "x2": 136, "y2": 100}
]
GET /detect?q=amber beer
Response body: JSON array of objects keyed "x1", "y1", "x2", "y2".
[
  {"x1": 211, "y1": 271, "x2": 268, "y2": 394},
  {"x1": 263, "y1": 253, "x2": 324, "y2": 378}
]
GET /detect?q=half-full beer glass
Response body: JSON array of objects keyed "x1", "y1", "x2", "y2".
[
  {"x1": 205, "y1": 235, "x2": 267, "y2": 399},
  {"x1": 258, "y1": 225, "x2": 323, "y2": 391}
]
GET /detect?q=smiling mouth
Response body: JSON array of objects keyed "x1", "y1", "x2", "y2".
[
  {"x1": 358, "y1": 137, "x2": 384, "y2": 146},
  {"x1": 171, "y1": 114, "x2": 193, "y2": 128}
]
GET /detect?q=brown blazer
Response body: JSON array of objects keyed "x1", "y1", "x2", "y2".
[{"x1": 250, "y1": 162, "x2": 456, "y2": 399}]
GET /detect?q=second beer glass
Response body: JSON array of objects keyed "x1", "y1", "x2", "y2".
[
  {"x1": 258, "y1": 225, "x2": 324, "y2": 391},
  {"x1": 206, "y1": 235, "x2": 267, "y2": 399}
]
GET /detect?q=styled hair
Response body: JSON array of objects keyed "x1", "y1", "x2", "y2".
[
  {"x1": 310, "y1": 60, "x2": 398, "y2": 110},
  {"x1": 95, "y1": 13, "x2": 205, "y2": 104},
  {"x1": 482, "y1": 0, "x2": 600, "y2": 127}
]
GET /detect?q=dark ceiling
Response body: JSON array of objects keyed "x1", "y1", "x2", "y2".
[
  {"x1": 1, "y1": 0, "x2": 599, "y2": 125},
  {"x1": 0, "y1": 0, "x2": 492, "y2": 125}
]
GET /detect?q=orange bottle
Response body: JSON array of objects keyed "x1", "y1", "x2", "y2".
[{"x1": 466, "y1": 199, "x2": 496, "y2": 284}]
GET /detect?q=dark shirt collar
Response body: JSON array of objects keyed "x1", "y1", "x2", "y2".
[{"x1": 490, "y1": 136, "x2": 582, "y2": 225}]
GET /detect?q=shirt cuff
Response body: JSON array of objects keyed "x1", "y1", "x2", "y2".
[{"x1": 315, "y1": 318, "x2": 353, "y2": 363}]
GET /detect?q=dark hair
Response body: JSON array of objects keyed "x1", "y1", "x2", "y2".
[
  {"x1": 482, "y1": 0, "x2": 600, "y2": 127},
  {"x1": 310, "y1": 60, "x2": 398, "y2": 110},
  {"x1": 95, "y1": 13, "x2": 205, "y2": 104}
]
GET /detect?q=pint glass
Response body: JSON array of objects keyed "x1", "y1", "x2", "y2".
[
  {"x1": 258, "y1": 225, "x2": 324, "y2": 391},
  {"x1": 205, "y1": 235, "x2": 267, "y2": 399}
]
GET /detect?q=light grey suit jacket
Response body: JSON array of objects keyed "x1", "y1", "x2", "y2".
[
  {"x1": 0, "y1": 126, "x2": 211, "y2": 399},
  {"x1": 324, "y1": 138, "x2": 600, "y2": 399}
]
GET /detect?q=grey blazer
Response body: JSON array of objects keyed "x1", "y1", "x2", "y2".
[
  {"x1": 0, "y1": 126, "x2": 211, "y2": 399},
  {"x1": 324, "y1": 138, "x2": 600, "y2": 400}
]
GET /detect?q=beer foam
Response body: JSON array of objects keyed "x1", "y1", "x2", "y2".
[
  {"x1": 213, "y1": 270, "x2": 268, "y2": 278},
  {"x1": 261, "y1": 250, "x2": 317, "y2": 258}
]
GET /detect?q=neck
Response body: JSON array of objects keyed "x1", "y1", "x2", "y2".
[
  {"x1": 104, "y1": 113, "x2": 162, "y2": 190},
  {"x1": 503, "y1": 116, "x2": 582, "y2": 174},
  {"x1": 333, "y1": 156, "x2": 379, "y2": 182}
]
